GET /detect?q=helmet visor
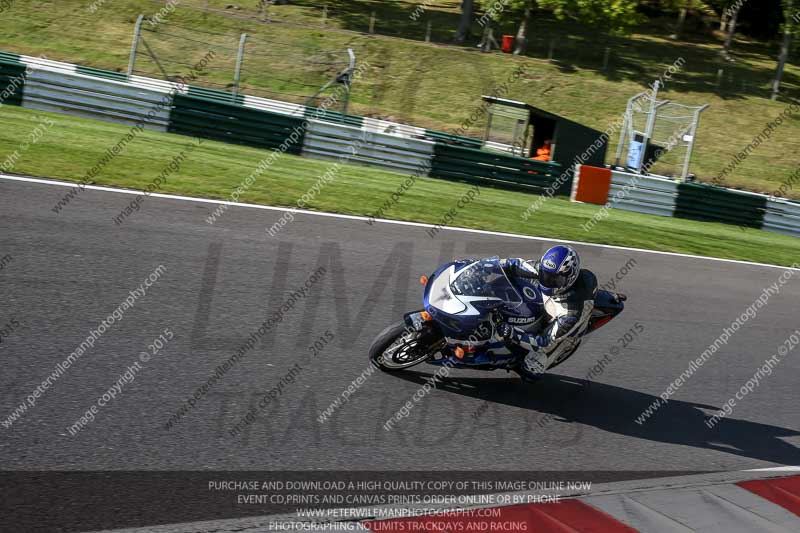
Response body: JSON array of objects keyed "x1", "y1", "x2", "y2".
[{"x1": 539, "y1": 269, "x2": 570, "y2": 290}]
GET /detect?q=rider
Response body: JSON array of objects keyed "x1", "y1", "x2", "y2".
[{"x1": 498, "y1": 245, "x2": 597, "y2": 382}]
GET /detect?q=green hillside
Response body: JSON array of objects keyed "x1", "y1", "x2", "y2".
[{"x1": 1, "y1": 0, "x2": 799, "y2": 197}]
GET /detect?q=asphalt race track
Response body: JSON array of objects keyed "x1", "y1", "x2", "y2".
[{"x1": 1, "y1": 176, "x2": 799, "y2": 528}]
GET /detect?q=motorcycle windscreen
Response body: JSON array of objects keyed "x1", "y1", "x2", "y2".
[
  {"x1": 449, "y1": 257, "x2": 523, "y2": 309},
  {"x1": 427, "y1": 266, "x2": 467, "y2": 314}
]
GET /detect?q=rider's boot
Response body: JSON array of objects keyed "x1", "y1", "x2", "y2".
[{"x1": 513, "y1": 352, "x2": 547, "y2": 383}]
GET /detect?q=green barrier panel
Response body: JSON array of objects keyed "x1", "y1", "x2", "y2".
[
  {"x1": 430, "y1": 142, "x2": 564, "y2": 194},
  {"x1": 186, "y1": 85, "x2": 245, "y2": 106},
  {"x1": 424, "y1": 129, "x2": 483, "y2": 148},
  {"x1": 76, "y1": 65, "x2": 127, "y2": 82},
  {"x1": 675, "y1": 182, "x2": 766, "y2": 228},
  {"x1": 169, "y1": 94, "x2": 306, "y2": 154},
  {"x1": 303, "y1": 106, "x2": 363, "y2": 128},
  {"x1": 0, "y1": 52, "x2": 22, "y2": 64},
  {"x1": 0, "y1": 59, "x2": 27, "y2": 108}
]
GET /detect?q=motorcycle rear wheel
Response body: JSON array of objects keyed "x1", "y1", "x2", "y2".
[{"x1": 369, "y1": 321, "x2": 441, "y2": 372}]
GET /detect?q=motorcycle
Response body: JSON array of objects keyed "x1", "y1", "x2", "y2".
[{"x1": 369, "y1": 256, "x2": 626, "y2": 376}]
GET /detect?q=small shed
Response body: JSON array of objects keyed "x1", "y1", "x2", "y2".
[{"x1": 481, "y1": 96, "x2": 608, "y2": 171}]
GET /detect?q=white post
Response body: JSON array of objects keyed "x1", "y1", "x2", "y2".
[
  {"x1": 341, "y1": 48, "x2": 356, "y2": 117},
  {"x1": 233, "y1": 33, "x2": 248, "y2": 99},
  {"x1": 615, "y1": 100, "x2": 631, "y2": 167},
  {"x1": 615, "y1": 91, "x2": 646, "y2": 168},
  {"x1": 127, "y1": 14, "x2": 145, "y2": 79},
  {"x1": 369, "y1": 12, "x2": 376, "y2": 33},
  {"x1": 425, "y1": 20, "x2": 432, "y2": 42},
  {"x1": 681, "y1": 104, "x2": 709, "y2": 181}
]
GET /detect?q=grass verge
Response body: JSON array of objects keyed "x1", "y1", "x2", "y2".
[
  {"x1": 1, "y1": 0, "x2": 799, "y2": 197},
  {"x1": 2, "y1": 106, "x2": 799, "y2": 267}
]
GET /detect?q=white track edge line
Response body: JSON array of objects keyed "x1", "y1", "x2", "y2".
[
  {"x1": 3, "y1": 173, "x2": 798, "y2": 272},
  {"x1": 745, "y1": 466, "x2": 800, "y2": 472}
]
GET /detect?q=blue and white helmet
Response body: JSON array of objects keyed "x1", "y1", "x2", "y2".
[{"x1": 538, "y1": 245, "x2": 580, "y2": 296}]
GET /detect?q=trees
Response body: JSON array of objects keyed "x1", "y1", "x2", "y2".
[
  {"x1": 536, "y1": 0, "x2": 641, "y2": 36},
  {"x1": 771, "y1": 0, "x2": 796, "y2": 100},
  {"x1": 473, "y1": 0, "x2": 640, "y2": 54},
  {"x1": 673, "y1": 4, "x2": 688, "y2": 39},
  {"x1": 514, "y1": 1, "x2": 534, "y2": 54},
  {"x1": 455, "y1": 0, "x2": 475, "y2": 44},
  {"x1": 662, "y1": 0, "x2": 715, "y2": 40},
  {"x1": 476, "y1": 0, "x2": 534, "y2": 53},
  {"x1": 467, "y1": 0, "x2": 793, "y2": 101},
  {"x1": 721, "y1": 1, "x2": 741, "y2": 60}
]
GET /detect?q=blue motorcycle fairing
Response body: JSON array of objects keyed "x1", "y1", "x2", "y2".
[
  {"x1": 421, "y1": 257, "x2": 544, "y2": 368},
  {"x1": 422, "y1": 260, "x2": 484, "y2": 338}
]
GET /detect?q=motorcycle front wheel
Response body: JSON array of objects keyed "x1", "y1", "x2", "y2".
[{"x1": 369, "y1": 321, "x2": 444, "y2": 372}]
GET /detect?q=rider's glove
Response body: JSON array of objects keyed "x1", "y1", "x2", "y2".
[
  {"x1": 498, "y1": 321, "x2": 549, "y2": 351},
  {"x1": 501, "y1": 258, "x2": 539, "y2": 279},
  {"x1": 497, "y1": 322, "x2": 514, "y2": 340}
]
